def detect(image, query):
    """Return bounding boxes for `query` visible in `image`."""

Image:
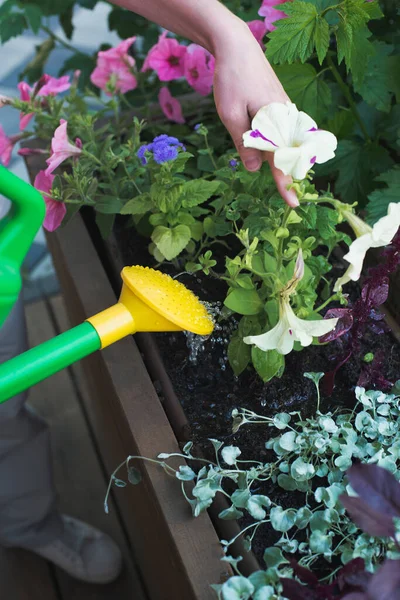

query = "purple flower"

[153,143,179,164]
[194,124,201,131]
[137,134,184,165]
[229,159,238,170]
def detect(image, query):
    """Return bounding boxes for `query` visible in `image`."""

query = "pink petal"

[184,45,214,96]
[18,81,33,102]
[34,169,54,196]
[38,75,71,97]
[158,87,185,124]
[0,126,13,166]
[43,198,66,231]
[20,112,34,131]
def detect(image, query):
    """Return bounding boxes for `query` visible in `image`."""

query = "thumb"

[265,152,299,208]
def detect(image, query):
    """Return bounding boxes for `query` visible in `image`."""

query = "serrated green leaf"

[335,0,374,85]
[251,347,285,382]
[151,224,191,260]
[59,3,73,39]
[266,1,318,64]
[181,179,221,208]
[275,63,332,122]
[95,212,115,240]
[355,41,397,112]
[0,11,26,42]
[121,194,154,215]
[317,139,393,205]
[314,16,330,64]
[24,4,42,33]
[366,166,400,224]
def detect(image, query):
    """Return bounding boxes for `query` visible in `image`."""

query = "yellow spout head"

[87,266,214,349]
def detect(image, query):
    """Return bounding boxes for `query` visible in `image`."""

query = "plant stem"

[204,133,217,170]
[41,25,85,55]
[277,205,292,271]
[326,55,371,142]
[315,293,338,313]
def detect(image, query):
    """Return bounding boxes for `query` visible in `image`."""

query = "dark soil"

[111,215,400,568]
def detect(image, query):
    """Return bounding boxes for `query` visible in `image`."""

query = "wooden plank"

[44,213,229,600]
[0,547,59,600]
[25,298,147,600]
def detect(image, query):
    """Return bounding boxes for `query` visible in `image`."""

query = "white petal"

[244,318,294,355]
[342,234,372,281]
[243,129,278,152]
[292,109,318,145]
[334,269,352,292]
[309,129,337,165]
[274,147,304,179]
[371,204,400,246]
[287,306,338,342]
[251,104,289,147]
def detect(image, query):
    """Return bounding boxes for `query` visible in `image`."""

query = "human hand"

[212,20,299,208]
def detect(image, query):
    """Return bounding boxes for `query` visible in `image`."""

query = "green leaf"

[218,506,244,520]
[309,530,333,554]
[279,431,298,452]
[290,457,315,481]
[221,576,254,600]
[151,224,191,260]
[221,445,241,465]
[246,495,271,520]
[95,195,123,214]
[266,1,319,64]
[335,0,374,85]
[95,212,115,240]
[355,42,398,112]
[366,167,400,224]
[270,506,296,532]
[176,466,196,481]
[295,506,313,529]
[228,336,251,376]
[317,139,393,205]
[121,194,154,215]
[181,179,221,208]
[59,3,73,39]
[231,489,251,509]
[263,547,289,569]
[251,347,285,382]
[224,288,263,316]
[314,16,330,64]
[275,63,332,122]
[127,466,142,485]
[0,12,26,42]
[24,4,42,33]
[277,474,297,491]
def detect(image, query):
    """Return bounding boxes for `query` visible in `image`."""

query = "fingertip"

[285,189,300,208]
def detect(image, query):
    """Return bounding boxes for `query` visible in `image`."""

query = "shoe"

[31,515,123,584]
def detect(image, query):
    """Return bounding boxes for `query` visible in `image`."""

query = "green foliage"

[366,166,400,224]
[113,386,400,598]
[274,63,332,122]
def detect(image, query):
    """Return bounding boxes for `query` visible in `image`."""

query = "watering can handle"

[0,166,46,327]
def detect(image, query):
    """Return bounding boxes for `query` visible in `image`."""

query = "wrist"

[208,11,253,57]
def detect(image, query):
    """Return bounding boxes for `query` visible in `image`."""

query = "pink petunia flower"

[17,75,71,130]
[247,20,268,49]
[34,169,66,232]
[45,119,82,176]
[158,87,185,124]
[259,0,289,31]
[90,37,137,95]
[0,126,14,166]
[184,44,215,96]
[142,32,187,81]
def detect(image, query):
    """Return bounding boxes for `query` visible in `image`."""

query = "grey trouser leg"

[0,296,63,549]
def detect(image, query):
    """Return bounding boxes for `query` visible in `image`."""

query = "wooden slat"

[25,298,147,600]
[0,547,59,600]
[44,213,229,600]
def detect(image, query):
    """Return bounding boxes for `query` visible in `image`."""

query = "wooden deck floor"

[0,295,148,600]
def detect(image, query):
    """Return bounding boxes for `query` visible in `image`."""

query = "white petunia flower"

[334,203,400,291]
[244,250,338,355]
[243,102,337,180]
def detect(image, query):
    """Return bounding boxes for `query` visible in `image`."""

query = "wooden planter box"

[24,143,400,599]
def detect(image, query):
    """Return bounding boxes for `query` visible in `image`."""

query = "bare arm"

[110,0,299,207]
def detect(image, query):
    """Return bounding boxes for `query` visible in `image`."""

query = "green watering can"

[0,166,213,404]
